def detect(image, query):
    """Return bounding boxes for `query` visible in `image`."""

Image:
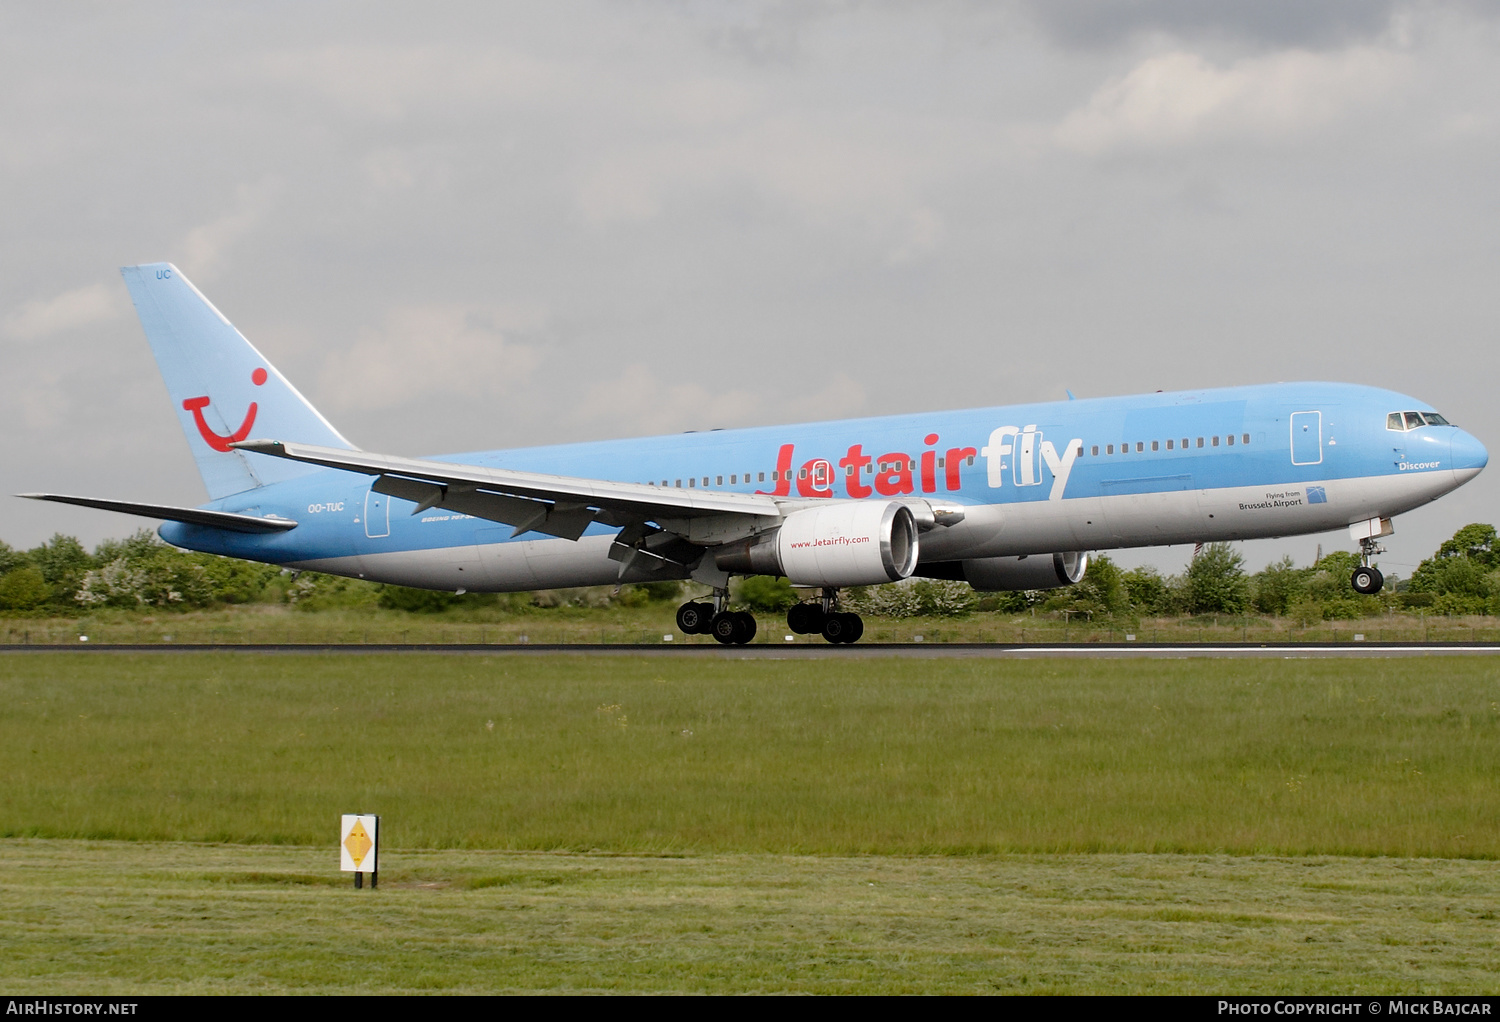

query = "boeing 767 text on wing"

[21,264,1488,643]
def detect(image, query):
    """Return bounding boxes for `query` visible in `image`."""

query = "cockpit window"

[1389,410,1455,430]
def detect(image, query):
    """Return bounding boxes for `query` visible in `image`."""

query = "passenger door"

[1290,411,1322,466]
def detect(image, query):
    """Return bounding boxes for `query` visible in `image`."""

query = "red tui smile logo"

[184,368,267,452]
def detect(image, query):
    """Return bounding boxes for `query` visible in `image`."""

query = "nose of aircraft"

[1450,428,1489,480]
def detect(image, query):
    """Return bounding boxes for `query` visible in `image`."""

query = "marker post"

[340,814,379,889]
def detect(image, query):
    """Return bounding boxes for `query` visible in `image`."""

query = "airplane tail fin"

[120,263,354,500]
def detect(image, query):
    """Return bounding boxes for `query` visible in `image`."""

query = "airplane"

[20,262,1489,644]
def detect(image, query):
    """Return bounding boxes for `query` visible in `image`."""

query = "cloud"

[573,113,978,263]
[257,43,569,119]
[1020,0,1407,50]
[1055,46,1409,152]
[573,363,866,437]
[319,304,542,412]
[3,282,124,340]
[179,179,280,280]
[574,363,762,437]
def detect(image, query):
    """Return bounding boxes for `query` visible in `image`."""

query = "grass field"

[3,652,1498,993]
[2,653,1497,856]
[2,839,1498,994]
[3,603,1499,646]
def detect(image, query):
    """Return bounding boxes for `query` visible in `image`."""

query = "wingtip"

[230,438,285,454]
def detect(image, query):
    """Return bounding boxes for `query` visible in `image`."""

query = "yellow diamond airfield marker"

[344,819,372,866]
[340,814,379,877]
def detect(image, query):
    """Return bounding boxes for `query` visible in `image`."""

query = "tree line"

[1,524,1497,619]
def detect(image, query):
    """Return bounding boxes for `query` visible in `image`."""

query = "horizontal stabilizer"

[17,494,298,534]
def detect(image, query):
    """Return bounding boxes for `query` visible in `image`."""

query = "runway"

[3,642,1499,657]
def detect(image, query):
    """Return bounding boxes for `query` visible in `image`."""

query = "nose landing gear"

[1351,535,1386,596]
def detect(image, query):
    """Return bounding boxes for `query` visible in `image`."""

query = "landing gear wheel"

[735,611,757,644]
[1351,566,1384,596]
[843,613,863,644]
[788,603,825,635]
[676,602,715,634]
[710,612,757,645]
[711,613,738,644]
[822,612,863,644]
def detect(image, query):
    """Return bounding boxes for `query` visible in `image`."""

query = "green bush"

[1122,566,1172,615]
[286,573,381,612]
[736,576,797,613]
[1183,543,1248,615]
[1250,556,1307,615]
[0,541,27,577]
[377,585,465,613]
[0,566,50,611]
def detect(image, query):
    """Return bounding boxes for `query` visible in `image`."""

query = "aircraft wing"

[232,439,783,542]
[18,493,299,533]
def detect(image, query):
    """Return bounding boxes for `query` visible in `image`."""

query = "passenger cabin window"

[1136,442,1144,453]
[1107,444,1114,455]
[1091,445,1099,456]
[1226,434,1234,445]
[1166,439,1174,450]
[1212,436,1220,447]
[1196,437,1204,448]
[1242,434,1250,445]
[1151,441,1159,452]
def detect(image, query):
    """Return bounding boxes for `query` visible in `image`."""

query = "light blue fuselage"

[160,381,1488,591]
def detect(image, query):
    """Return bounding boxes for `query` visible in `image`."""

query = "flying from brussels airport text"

[20,264,1488,644]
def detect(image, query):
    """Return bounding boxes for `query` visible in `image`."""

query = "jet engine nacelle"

[715,501,920,587]
[934,551,1090,591]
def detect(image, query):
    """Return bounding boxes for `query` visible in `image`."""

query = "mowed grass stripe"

[0,654,1496,856]
[2,840,1498,994]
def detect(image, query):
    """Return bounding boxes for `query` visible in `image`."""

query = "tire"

[1351,566,1384,596]
[787,603,820,634]
[676,602,714,634]
[711,613,738,644]
[822,613,849,644]
[733,612,757,645]
[843,613,864,644]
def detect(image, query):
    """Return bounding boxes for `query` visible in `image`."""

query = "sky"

[3,1,1498,579]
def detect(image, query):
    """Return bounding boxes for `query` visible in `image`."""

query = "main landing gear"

[675,593,757,645]
[1351,535,1385,596]
[787,588,864,645]
[675,587,865,645]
